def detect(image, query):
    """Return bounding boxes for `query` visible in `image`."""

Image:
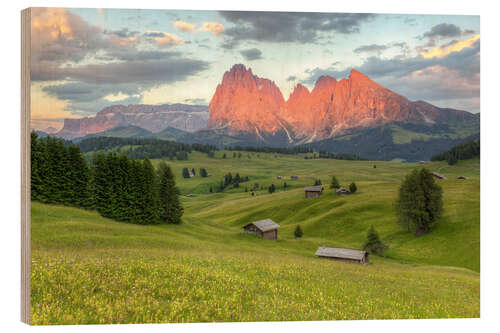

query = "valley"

[30,150,480,324]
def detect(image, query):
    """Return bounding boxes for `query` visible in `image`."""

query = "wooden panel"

[21,7,31,325]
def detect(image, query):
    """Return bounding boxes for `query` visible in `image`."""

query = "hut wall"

[262,230,277,240]
[305,191,322,198]
[318,255,364,264]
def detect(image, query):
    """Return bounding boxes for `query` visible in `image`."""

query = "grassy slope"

[31,153,480,324]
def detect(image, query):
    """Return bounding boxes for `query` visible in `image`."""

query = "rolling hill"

[30,151,480,324]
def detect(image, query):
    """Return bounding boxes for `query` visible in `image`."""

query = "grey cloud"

[422,23,463,39]
[286,75,297,82]
[42,82,143,115]
[104,28,139,38]
[219,11,375,44]
[240,48,263,61]
[354,44,389,54]
[300,39,479,111]
[32,58,210,85]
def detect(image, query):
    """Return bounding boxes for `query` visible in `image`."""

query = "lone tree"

[349,182,357,193]
[330,176,340,189]
[395,168,443,236]
[268,184,276,194]
[294,225,303,238]
[363,226,387,255]
[182,167,190,178]
[314,179,322,186]
[158,162,183,224]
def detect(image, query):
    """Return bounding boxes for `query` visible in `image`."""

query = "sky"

[30,8,480,130]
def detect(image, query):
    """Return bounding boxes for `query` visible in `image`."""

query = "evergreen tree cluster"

[31,132,183,225]
[395,168,443,236]
[31,132,91,207]
[215,172,249,192]
[430,139,480,165]
[303,151,365,160]
[227,145,313,155]
[78,136,216,160]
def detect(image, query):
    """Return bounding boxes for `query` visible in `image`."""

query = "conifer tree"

[330,176,340,189]
[141,158,158,224]
[363,226,387,255]
[182,167,190,178]
[396,168,443,236]
[158,162,183,224]
[294,225,303,238]
[349,182,357,193]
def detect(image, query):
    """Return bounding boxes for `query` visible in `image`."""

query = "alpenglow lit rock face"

[208,64,476,143]
[208,64,287,137]
[57,104,209,139]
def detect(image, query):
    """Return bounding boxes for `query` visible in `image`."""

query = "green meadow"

[31,152,480,324]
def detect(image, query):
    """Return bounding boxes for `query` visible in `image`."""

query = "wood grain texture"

[21,7,31,325]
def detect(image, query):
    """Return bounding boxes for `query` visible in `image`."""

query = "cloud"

[354,44,390,54]
[419,23,478,48]
[34,58,210,85]
[219,11,374,45]
[144,30,183,47]
[240,48,263,61]
[31,8,106,64]
[420,34,480,59]
[301,37,479,112]
[423,23,463,39]
[105,29,141,47]
[286,75,297,82]
[198,22,225,36]
[183,98,208,105]
[172,20,195,32]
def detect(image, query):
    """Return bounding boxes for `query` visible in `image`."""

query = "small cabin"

[291,176,299,180]
[243,219,280,240]
[336,187,351,195]
[315,246,369,264]
[277,176,282,180]
[432,172,447,180]
[457,176,469,180]
[305,185,323,198]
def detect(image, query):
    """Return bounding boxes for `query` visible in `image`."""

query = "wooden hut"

[304,185,323,198]
[432,172,447,180]
[291,175,299,180]
[277,176,282,180]
[457,176,469,180]
[243,219,280,240]
[336,187,351,195]
[315,246,369,264]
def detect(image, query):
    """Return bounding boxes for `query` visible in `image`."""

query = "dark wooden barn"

[291,175,299,180]
[243,219,280,240]
[304,185,323,198]
[315,246,369,264]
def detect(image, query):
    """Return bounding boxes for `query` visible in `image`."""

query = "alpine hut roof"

[336,187,351,194]
[244,219,280,232]
[432,172,447,180]
[315,246,367,261]
[304,185,324,192]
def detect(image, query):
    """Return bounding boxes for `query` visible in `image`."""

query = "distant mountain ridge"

[208,64,478,144]
[57,103,209,139]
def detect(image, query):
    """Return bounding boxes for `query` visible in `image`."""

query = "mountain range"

[208,64,477,144]
[46,64,479,161]
[56,104,209,139]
